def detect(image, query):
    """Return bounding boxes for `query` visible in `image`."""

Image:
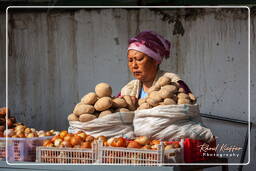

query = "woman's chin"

[133,75,145,81]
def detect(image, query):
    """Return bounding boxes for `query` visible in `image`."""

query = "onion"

[4,129,14,137]
[54,138,63,147]
[27,133,35,138]
[70,136,82,146]
[59,130,68,138]
[107,137,115,146]
[60,140,72,148]
[81,142,91,149]
[134,136,150,145]
[63,134,73,142]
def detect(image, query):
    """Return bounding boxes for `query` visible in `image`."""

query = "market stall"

[0,80,217,166]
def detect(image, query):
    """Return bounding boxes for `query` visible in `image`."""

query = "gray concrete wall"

[0,8,255,170]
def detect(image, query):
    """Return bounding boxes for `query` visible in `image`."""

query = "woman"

[121,31,192,107]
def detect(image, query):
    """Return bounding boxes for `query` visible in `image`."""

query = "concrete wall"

[0,8,255,170]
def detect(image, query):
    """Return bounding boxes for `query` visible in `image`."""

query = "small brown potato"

[81,92,98,105]
[138,103,152,110]
[94,97,112,111]
[146,98,160,107]
[147,85,161,94]
[159,88,173,99]
[123,96,136,111]
[170,82,180,87]
[79,114,97,122]
[177,98,191,104]
[164,98,176,105]
[172,95,178,102]
[158,102,165,106]
[178,87,185,93]
[68,113,79,121]
[112,98,127,108]
[161,85,177,94]
[177,93,190,99]
[149,91,162,102]
[138,98,147,106]
[156,76,172,87]
[73,103,95,116]
[188,93,196,101]
[115,108,130,113]
[95,82,112,97]
[98,110,113,118]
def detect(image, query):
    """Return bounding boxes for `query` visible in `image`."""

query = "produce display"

[0,108,16,135]
[137,76,196,110]
[38,131,183,164]
[42,130,98,148]
[0,107,57,138]
[0,77,204,164]
[68,83,132,122]
[42,131,180,151]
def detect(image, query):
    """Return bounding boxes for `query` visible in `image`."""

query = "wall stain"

[173,19,185,36]
[114,37,119,45]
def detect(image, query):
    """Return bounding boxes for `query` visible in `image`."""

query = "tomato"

[127,141,142,149]
[81,142,92,149]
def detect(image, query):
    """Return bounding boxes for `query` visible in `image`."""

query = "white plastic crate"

[0,139,6,160]
[36,143,97,164]
[0,136,52,162]
[97,139,184,165]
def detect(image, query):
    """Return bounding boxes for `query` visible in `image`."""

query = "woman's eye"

[128,58,133,62]
[137,57,144,61]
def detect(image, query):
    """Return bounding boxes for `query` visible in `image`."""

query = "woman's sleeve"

[177,80,192,94]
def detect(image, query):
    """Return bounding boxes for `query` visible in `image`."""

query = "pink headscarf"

[128,31,171,64]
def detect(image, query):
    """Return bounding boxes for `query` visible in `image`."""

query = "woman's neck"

[142,81,154,92]
[142,69,159,93]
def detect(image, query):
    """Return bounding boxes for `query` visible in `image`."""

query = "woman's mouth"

[133,71,142,75]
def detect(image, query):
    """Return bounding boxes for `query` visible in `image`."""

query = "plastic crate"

[0,136,52,162]
[0,139,6,160]
[36,143,97,164]
[97,139,184,165]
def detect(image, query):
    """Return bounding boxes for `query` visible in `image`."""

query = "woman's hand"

[122,95,138,111]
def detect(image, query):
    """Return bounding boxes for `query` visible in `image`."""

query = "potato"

[115,108,130,113]
[94,97,112,111]
[147,85,161,94]
[158,102,166,106]
[177,93,189,99]
[138,103,152,110]
[95,82,112,97]
[138,98,147,106]
[79,114,96,122]
[123,96,136,111]
[178,87,185,93]
[164,98,176,105]
[188,93,196,101]
[112,98,127,108]
[172,95,178,102]
[161,85,177,94]
[159,88,173,99]
[149,91,162,102]
[146,98,160,107]
[177,98,191,104]
[156,76,172,87]
[99,110,113,118]
[73,103,95,116]
[67,113,79,121]
[81,92,98,105]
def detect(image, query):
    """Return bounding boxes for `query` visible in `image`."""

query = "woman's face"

[127,49,158,82]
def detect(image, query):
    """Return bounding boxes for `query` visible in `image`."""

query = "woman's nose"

[132,60,138,68]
